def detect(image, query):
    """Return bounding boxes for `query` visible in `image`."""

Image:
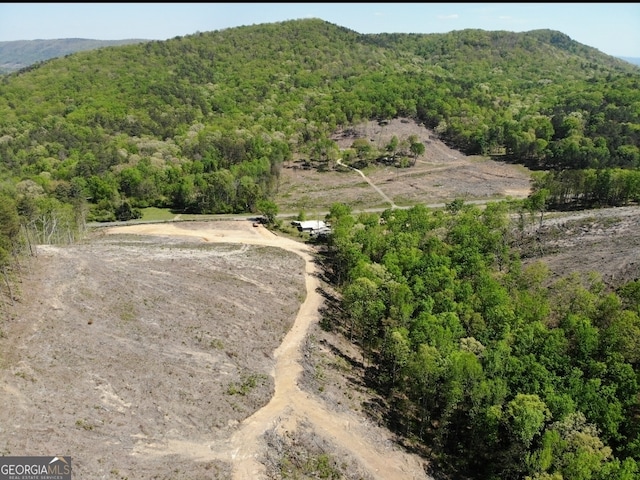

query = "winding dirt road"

[106,221,430,480]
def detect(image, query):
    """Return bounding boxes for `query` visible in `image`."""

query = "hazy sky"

[1,3,639,58]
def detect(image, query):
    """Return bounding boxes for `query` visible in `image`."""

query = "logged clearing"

[276,118,532,212]
[0,221,431,479]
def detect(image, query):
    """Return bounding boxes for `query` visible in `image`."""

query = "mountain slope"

[0,18,638,220]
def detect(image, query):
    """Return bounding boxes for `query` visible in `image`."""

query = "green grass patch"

[226,372,268,396]
[140,207,178,221]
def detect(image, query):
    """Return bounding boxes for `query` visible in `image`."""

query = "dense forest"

[325,201,640,479]
[0,18,640,479]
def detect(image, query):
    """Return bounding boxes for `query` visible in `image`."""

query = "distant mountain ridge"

[0,32,637,75]
[621,56,640,66]
[0,38,149,73]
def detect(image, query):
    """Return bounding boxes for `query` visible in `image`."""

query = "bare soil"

[517,206,640,287]
[0,221,431,480]
[1,118,638,480]
[276,118,532,212]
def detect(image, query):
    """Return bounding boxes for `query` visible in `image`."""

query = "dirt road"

[107,221,430,479]
[337,158,399,209]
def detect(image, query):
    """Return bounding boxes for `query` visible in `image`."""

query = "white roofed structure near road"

[291,220,327,231]
[290,220,331,236]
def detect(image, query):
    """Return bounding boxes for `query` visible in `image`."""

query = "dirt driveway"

[0,219,430,480]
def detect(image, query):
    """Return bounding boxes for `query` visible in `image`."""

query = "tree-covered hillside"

[325,201,640,479]
[0,18,638,228]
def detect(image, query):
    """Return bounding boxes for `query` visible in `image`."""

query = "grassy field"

[139,207,178,221]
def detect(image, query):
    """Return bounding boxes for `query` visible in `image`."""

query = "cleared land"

[0,221,431,480]
[276,118,532,213]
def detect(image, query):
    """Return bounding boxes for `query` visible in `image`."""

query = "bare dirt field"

[0,221,431,480]
[276,118,532,213]
[517,206,640,287]
[1,118,638,480]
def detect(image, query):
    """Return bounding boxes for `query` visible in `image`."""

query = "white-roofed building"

[291,220,331,236]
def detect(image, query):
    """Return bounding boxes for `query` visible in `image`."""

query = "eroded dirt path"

[337,158,399,209]
[106,221,430,479]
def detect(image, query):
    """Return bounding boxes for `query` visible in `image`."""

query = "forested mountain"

[0,38,148,74]
[0,18,638,225]
[2,31,637,75]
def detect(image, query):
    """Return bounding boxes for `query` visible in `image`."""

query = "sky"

[1,3,639,58]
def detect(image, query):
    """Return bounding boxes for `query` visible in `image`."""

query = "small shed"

[291,220,329,234]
